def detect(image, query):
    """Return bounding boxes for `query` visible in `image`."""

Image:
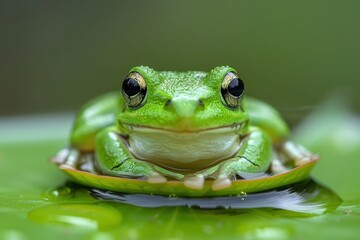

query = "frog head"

[117,66,250,169]
[117,65,250,135]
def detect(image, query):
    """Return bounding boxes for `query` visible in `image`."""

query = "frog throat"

[122,124,246,172]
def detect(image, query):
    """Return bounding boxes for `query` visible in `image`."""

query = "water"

[27,178,342,233]
[90,179,342,215]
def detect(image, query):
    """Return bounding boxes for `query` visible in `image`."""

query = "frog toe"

[51,147,81,169]
[184,175,204,190]
[147,173,167,184]
[50,147,71,165]
[282,141,315,166]
[212,177,232,191]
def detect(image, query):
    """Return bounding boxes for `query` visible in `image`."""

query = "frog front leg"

[96,127,164,183]
[212,127,272,190]
[183,127,272,190]
[95,127,184,183]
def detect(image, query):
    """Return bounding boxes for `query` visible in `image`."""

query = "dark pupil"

[123,78,140,96]
[228,78,244,97]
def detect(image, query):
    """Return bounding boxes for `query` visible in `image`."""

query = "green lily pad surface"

[59,158,319,197]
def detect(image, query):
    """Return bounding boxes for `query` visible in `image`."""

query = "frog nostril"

[165,99,172,106]
[197,99,204,107]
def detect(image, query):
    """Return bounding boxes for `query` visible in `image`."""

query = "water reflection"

[28,203,123,230]
[90,179,342,215]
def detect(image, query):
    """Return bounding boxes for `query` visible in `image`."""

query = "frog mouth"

[121,121,247,134]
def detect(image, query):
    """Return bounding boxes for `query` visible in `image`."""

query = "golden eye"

[122,72,147,108]
[221,71,245,108]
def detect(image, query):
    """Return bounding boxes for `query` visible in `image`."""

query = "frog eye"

[122,71,147,108]
[221,71,245,108]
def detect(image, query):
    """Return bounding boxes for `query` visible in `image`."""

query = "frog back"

[244,97,289,143]
[70,92,122,151]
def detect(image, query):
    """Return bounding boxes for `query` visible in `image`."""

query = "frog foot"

[184,172,233,191]
[282,141,315,166]
[211,156,258,190]
[147,173,167,184]
[212,177,232,191]
[184,175,205,190]
[51,147,79,169]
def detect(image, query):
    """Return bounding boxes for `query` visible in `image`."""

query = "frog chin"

[122,123,245,172]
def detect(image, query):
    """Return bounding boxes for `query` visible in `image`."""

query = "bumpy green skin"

[70,66,289,189]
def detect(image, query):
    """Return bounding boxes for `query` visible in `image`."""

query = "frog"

[65,65,312,191]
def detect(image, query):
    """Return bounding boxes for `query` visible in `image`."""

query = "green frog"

[65,66,311,191]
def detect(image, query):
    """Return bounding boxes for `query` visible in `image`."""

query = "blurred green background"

[1,0,359,121]
[1,1,360,239]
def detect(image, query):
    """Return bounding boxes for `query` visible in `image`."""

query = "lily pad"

[58,157,319,197]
